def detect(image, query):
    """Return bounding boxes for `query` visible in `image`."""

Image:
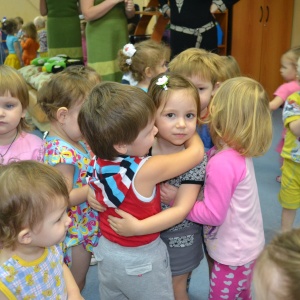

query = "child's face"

[126,119,158,156]
[187,75,217,115]
[155,89,197,145]
[0,93,25,137]
[280,56,297,82]
[153,59,168,78]
[31,198,71,247]
[63,101,84,142]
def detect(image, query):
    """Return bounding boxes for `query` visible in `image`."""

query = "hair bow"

[122,43,136,66]
[156,75,169,90]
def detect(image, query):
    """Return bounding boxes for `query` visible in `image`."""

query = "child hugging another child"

[0,161,83,300]
[106,73,207,300]
[187,77,272,299]
[118,40,170,91]
[0,65,43,164]
[78,81,204,300]
[2,19,23,69]
[37,65,101,291]
[20,22,39,66]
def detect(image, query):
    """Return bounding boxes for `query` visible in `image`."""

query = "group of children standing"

[1,15,47,69]
[0,36,300,300]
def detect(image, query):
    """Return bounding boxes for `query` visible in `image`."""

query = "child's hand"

[160,183,178,205]
[87,187,106,212]
[108,209,140,236]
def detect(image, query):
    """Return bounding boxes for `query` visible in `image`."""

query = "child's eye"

[198,88,205,91]
[166,113,175,118]
[186,113,195,119]
[5,104,14,109]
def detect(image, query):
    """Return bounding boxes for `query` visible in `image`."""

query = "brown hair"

[22,22,38,41]
[148,72,201,124]
[37,65,101,121]
[2,18,18,35]
[0,65,31,132]
[118,40,170,82]
[78,82,156,160]
[0,161,69,249]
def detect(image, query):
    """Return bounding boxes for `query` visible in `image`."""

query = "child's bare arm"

[108,183,200,236]
[289,119,300,137]
[63,264,84,300]
[13,41,23,67]
[269,96,284,111]
[135,132,204,196]
[0,291,8,300]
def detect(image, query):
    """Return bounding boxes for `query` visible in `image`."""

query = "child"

[0,160,83,299]
[169,48,221,152]
[20,22,39,66]
[118,40,170,91]
[14,16,24,40]
[218,54,241,80]
[2,19,22,69]
[106,73,208,300]
[78,81,204,300]
[278,57,300,232]
[186,77,272,299]
[33,16,48,57]
[0,65,43,164]
[269,46,300,183]
[253,228,300,300]
[37,65,101,291]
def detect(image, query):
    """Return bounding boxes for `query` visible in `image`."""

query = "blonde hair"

[148,72,201,123]
[253,228,300,300]
[33,16,46,29]
[0,161,69,249]
[0,65,30,132]
[209,77,272,157]
[169,48,220,85]
[218,55,241,81]
[22,22,38,41]
[38,65,101,121]
[282,46,300,68]
[118,40,170,82]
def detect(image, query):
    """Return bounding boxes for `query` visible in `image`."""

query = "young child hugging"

[169,48,221,152]
[106,73,207,300]
[33,16,48,57]
[118,40,170,91]
[0,160,83,300]
[269,46,300,183]
[186,77,272,299]
[78,82,204,300]
[278,57,300,232]
[253,228,300,300]
[20,22,39,66]
[37,65,101,291]
[0,65,44,164]
[2,19,22,69]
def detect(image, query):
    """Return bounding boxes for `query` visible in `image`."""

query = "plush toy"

[30,57,49,66]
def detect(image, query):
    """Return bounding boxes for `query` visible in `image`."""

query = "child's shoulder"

[19,131,43,145]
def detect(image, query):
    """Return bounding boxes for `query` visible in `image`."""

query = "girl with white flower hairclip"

[118,39,170,91]
[108,72,207,300]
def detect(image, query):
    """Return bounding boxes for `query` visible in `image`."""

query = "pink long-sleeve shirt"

[188,147,265,266]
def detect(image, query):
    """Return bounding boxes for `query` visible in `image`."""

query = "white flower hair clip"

[122,43,136,66]
[156,75,169,90]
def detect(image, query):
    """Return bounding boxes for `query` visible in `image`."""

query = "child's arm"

[54,164,88,206]
[134,132,204,197]
[269,96,284,111]
[108,183,201,236]
[0,291,8,300]
[63,264,84,300]
[80,0,125,21]
[288,119,300,137]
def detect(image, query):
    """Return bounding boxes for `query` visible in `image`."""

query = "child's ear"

[144,67,153,79]
[18,228,32,245]
[56,107,68,124]
[212,82,221,96]
[113,143,128,155]
[21,108,27,119]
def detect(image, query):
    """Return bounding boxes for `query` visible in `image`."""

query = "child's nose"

[176,118,186,128]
